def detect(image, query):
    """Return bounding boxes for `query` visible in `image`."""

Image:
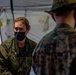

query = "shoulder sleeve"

[32,34,55,74]
[29,39,37,52]
[0,42,13,75]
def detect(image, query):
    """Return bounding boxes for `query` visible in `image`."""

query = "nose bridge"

[17,29,21,32]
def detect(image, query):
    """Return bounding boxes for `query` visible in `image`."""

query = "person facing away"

[0,17,37,75]
[32,0,76,75]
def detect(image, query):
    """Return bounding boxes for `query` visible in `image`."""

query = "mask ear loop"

[74,10,76,29]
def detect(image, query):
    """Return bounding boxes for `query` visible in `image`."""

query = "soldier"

[0,17,37,75]
[32,0,76,75]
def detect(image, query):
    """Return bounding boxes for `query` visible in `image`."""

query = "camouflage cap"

[51,0,76,12]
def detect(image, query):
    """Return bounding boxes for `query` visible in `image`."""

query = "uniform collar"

[55,23,76,32]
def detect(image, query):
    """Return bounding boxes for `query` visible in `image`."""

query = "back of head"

[51,0,76,16]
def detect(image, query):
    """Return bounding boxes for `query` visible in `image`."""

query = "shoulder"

[1,38,14,48]
[27,38,37,46]
[0,38,14,59]
[33,30,57,51]
[40,30,57,44]
[2,38,14,43]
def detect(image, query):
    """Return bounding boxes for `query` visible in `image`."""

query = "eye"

[19,28,23,31]
[14,27,24,31]
[14,27,18,30]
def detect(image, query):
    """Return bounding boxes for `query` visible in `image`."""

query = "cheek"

[75,18,76,24]
[14,29,16,32]
[74,15,76,23]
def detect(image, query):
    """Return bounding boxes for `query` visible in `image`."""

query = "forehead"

[14,21,26,28]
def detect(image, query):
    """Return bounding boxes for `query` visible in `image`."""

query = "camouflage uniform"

[33,0,76,75]
[0,37,36,75]
[33,23,76,75]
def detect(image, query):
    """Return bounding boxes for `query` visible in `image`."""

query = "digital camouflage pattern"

[33,23,76,75]
[0,37,36,75]
[51,0,76,12]
[53,0,76,3]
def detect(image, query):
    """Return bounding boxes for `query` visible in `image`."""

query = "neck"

[55,11,75,28]
[18,38,26,47]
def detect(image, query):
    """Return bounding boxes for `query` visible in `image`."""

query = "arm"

[69,57,76,75]
[32,36,56,75]
[0,45,12,75]
[32,44,49,75]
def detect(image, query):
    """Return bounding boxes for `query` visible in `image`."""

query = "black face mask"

[74,10,76,29]
[14,32,25,41]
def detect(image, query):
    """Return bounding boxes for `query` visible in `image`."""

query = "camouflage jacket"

[33,23,76,75]
[0,37,37,75]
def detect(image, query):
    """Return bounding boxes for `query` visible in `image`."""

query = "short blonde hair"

[14,17,30,30]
